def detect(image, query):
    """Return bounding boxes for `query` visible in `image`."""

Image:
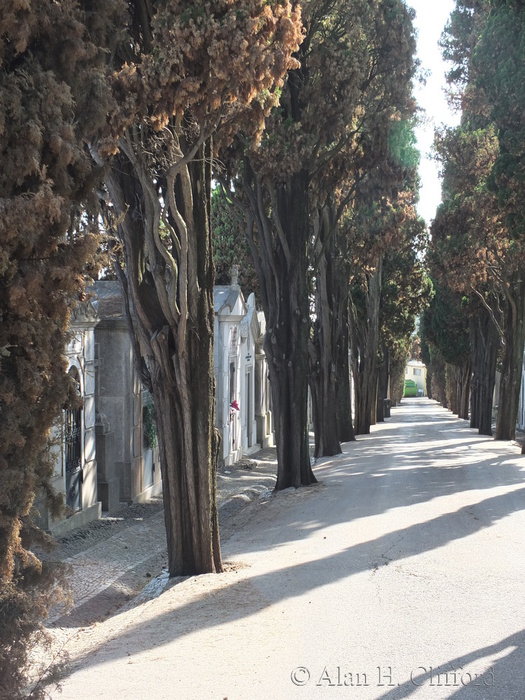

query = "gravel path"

[44,400,525,699]
[30,449,278,672]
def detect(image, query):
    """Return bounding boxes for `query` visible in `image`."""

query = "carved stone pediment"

[70,299,98,325]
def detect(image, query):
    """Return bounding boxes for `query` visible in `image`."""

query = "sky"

[405,0,461,227]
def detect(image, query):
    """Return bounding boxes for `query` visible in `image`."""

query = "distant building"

[405,359,427,396]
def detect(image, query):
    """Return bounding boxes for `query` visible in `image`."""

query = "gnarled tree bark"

[239,167,316,489]
[101,134,222,576]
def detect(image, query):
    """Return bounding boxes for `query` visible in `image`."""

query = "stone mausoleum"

[38,276,273,534]
[36,299,100,535]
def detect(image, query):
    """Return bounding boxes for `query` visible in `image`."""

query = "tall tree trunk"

[103,138,222,576]
[446,363,459,414]
[309,206,342,458]
[268,335,313,489]
[241,167,316,489]
[458,360,471,420]
[429,348,447,407]
[447,362,471,419]
[152,318,221,575]
[470,317,481,430]
[376,344,390,422]
[470,308,499,435]
[309,346,342,458]
[425,364,432,399]
[389,352,406,405]
[263,240,315,488]
[495,279,525,440]
[353,366,378,434]
[350,260,382,435]
[335,304,355,442]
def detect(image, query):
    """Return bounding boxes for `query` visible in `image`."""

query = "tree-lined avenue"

[54,398,525,699]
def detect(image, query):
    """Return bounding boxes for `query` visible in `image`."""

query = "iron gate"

[64,372,82,511]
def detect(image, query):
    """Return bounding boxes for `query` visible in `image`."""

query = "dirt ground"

[30,449,279,685]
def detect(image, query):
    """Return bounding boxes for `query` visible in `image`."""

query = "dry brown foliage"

[0,1,122,696]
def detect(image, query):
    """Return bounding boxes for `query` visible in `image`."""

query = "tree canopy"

[429,0,525,437]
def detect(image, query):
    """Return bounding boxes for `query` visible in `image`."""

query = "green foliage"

[440,0,480,91]
[378,188,432,362]
[429,344,448,406]
[434,0,525,292]
[389,119,420,172]
[432,0,525,435]
[211,187,259,297]
[419,310,432,367]
[143,398,158,450]
[423,282,470,367]
[474,0,525,242]
[381,247,431,354]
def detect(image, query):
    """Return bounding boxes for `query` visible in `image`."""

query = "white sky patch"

[405,0,462,226]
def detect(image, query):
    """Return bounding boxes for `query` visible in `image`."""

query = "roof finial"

[231,264,239,287]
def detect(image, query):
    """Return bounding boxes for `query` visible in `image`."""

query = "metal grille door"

[65,405,82,511]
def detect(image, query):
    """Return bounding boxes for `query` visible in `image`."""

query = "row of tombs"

[36,279,274,536]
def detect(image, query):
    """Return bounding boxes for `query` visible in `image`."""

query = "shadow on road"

[62,399,525,677]
[376,628,525,699]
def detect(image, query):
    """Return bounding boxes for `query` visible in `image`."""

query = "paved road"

[50,399,525,699]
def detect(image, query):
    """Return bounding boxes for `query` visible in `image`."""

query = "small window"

[413,368,421,376]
